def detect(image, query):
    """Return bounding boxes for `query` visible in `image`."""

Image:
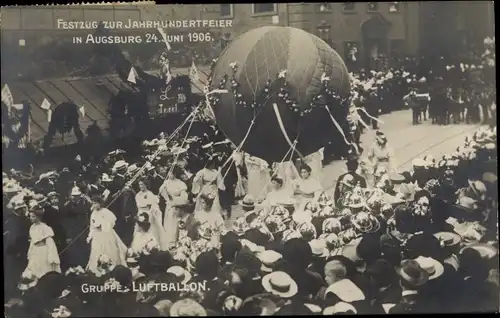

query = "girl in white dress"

[26,210,61,278]
[192,160,225,217]
[261,176,295,208]
[135,179,168,250]
[194,193,225,246]
[86,196,127,274]
[292,164,323,212]
[130,212,160,255]
[159,166,189,247]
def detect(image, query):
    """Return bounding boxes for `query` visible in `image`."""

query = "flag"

[12,104,24,110]
[2,84,14,110]
[40,98,51,110]
[190,61,200,82]
[127,67,138,84]
[157,28,172,51]
[79,105,86,118]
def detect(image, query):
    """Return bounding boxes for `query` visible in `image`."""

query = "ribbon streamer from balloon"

[324,106,360,156]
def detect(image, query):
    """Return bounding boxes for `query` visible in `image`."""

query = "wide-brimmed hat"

[264,215,286,234]
[257,250,282,273]
[324,278,365,302]
[170,298,207,317]
[167,266,192,284]
[389,173,406,184]
[434,232,462,248]
[414,256,444,280]
[197,222,215,241]
[281,229,302,242]
[239,195,255,209]
[351,212,381,234]
[232,217,250,236]
[3,182,22,194]
[296,221,318,241]
[322,218,343,234]
[467,180,487,201]
[12,200,27,210]
[460,244,498,260]
[397,259,429,287]
[309,239,329,258]
[261,271,298,298]
[323,302,357,315]
[113,160,129,171]
[412,158,427,168]
[18,270,38,291]
[270,205,291,221]
[396,183,417,202]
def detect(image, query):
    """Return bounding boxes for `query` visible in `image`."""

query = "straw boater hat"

[127,164,139,175]
[239,195,255,209]
[167,266,192,284]
[434,232,462,249]
[350,211,381,234]
[232,217,250,236]
[18,269,38,291]
[323,302,357,315]
[414,256,444,281]
[467,180,487,201]
[257,250,283,273]
[397,259,429,287]
[113,160,129,171]
[324,279,366,303]
[261,271,298,298]
[170,298,207,317]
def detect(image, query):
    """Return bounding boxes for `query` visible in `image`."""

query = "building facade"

[202,2,421,66]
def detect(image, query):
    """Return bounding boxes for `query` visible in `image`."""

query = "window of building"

[252,4,276,15]
[343,3,356,12]
[317,3,332,12]
[389,2,400,13]
[367,2,379,12]
[220,4,233,18]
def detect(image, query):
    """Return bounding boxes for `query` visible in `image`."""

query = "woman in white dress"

[86,196,127,274]
[159,166,189,247]
[194,193,225,246]
[292,164,323,212]
[135,178,168,250]
[192,159,225,217]
[130,212,160,255]
[261,176,295,208]
[25,209,61,278]
[366,131,396,175]
[245,153,271,202]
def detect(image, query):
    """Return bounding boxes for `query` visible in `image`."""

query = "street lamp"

[317,22,331,45]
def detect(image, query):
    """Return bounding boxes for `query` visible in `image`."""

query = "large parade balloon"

[209,26,351,163]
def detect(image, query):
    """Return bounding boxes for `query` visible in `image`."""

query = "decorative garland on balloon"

[207,61,350,118]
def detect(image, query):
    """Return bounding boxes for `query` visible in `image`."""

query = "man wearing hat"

[334,154,367,203]
[110,160,129,195]
[4,200,31,297]
[60,184,92,268]
[388,259,430,313]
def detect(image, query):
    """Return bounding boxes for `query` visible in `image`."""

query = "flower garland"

[207,61,350,117]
